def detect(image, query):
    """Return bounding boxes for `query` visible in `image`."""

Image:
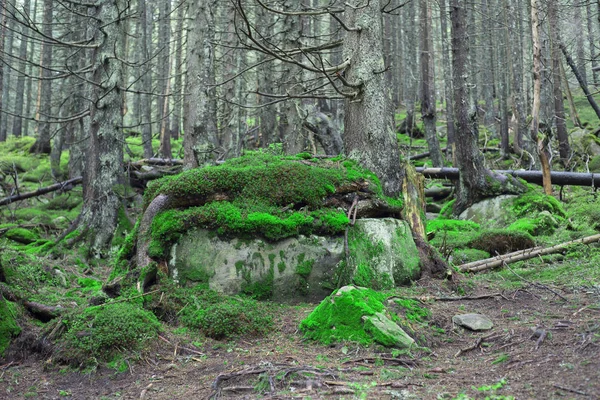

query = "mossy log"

[459,233,600,272]
[416,167,600,188]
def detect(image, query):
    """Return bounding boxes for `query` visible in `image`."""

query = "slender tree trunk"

[31,0,53,154]
[80,0,127,256]
[158,0,172,158]
[587,1,599,87]
[343,0,403,196]
[531,0,552,195]
[139,0,154,158]
[170,0,185,141]
[0,0,5,141]
[560,42,600,121]
[573,0,587,85]
[420,0,443,167]
[0,0,15,141]
[402,0,418,138]
[439,0,456,162]
[11,0,31,137]
[548,0,570,167]
[183,0,218,168]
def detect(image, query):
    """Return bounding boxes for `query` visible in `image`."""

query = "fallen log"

[458,233,600,272]
[409,147,499,161]
[416,167,600,188]
[0,177,83,207]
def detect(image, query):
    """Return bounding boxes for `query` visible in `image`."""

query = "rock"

[363,312,416,348]
[169,218,420,302]
[452,313,494,331]
[299,285,416,348]
[347,219,421,289]
[571,128,600,156]
[458,195,518,228]
[52,216,70,230]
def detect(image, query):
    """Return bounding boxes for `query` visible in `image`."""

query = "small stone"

[363,312,416,348]
[452,313,494,331]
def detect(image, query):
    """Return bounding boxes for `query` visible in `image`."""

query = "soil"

[1,281,599,400]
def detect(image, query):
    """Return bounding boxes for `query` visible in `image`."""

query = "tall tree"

[183,0,218,168]
[11,0,31,137]
[450,0,524,214]
[548,0,570,166]
[0,0,5,141]
[30,0,53,154]
[80,0,127,255]
[419,0,443,167]
[439,0,456,160]
[531,0,552,194]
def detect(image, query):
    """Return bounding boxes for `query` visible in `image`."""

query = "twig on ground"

[502,262,568,301]
[454,332,499,358]
[553,384,588,396]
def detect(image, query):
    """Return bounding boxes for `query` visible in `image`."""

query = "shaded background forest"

[0,0,599,253]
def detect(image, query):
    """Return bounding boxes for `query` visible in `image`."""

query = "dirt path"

[1,284,599,399]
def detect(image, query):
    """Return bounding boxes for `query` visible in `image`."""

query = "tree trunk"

[548,0,570,167]
[560,43,600,121]
[11,0,30,137]
[420,0,443,167]
[157,0,172,159]
[450,0,524,215]
[31,0,53,154]
[587,1,599,87]
[0,0,5,141]
[439,0,456,161]
[79,0,126,256]
[183,0,219,168]
[342,0,403,197]
[139,0,154,159]
[170,0,185,141]
[0,0,15,141]
[530,0,552,195]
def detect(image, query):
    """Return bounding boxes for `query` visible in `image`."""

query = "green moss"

[439,199,456,218]
[0,298,21,355]
[296,253,315,295]
[452,248,490,264]
[511,192,566,219]
[60,303,161,364]
[5,228,40,244]
[111,206,134,249]
[179,294,273,339]
[426,218,480,233]
[299,286,388,345]
[346,229,393,290]
[143,153,397,258]
[507,214,558,236]
[589,155,600,172]
[393,299,431,323]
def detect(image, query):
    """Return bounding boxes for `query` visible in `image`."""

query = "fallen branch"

[409,147,499,161]
[458,233,600,272]
[503,262,568,301]
[0,177,82,207]
[416,167,600,188]
[454,332,499,358]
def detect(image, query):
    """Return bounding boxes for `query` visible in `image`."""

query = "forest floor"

[1,276,599,400]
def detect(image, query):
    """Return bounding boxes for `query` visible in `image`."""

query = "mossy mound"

[469,229,535,255]
[0,297,21,355]
[452,248,490,264]
[511,192,566,219]
[58,302,161,365]
[427,218,480,233]
[145,152,401,258]
[507,212,559,236]
[589,155,600,172]
[5,228,40,244]
[299,285,415,348]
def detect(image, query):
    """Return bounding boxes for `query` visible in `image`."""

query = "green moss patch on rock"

[452,248,490,264]
[511,192,566,219]
[143,152,402,259]
[299,285,415,348]
[4,227,40,244]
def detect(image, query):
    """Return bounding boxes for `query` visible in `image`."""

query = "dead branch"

[454,332,499,358]
[0,177,82,207]
[458,233,600,272]
[416,167,600,188]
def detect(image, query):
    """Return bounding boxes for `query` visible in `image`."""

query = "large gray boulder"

[458,195,518,228]
[168,218,420,302]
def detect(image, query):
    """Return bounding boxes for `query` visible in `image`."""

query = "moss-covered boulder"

[168,218,420,302]
[5,228,40,244]
[571,128,600,156]
[458,195,518,228]
[299,285,415,348]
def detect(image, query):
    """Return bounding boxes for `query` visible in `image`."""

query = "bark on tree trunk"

[342,0,403,197]
[79,0,126,256]
[31,0,53,154]
[0,0,5,141]
[560,43,600,121]
[548,0,570,167]
[11,0,30,137]
[439,0,456,162]
[183,0,219,169]
[139,0,154,159]
[530,0,552,195]
[420,0,443,167]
